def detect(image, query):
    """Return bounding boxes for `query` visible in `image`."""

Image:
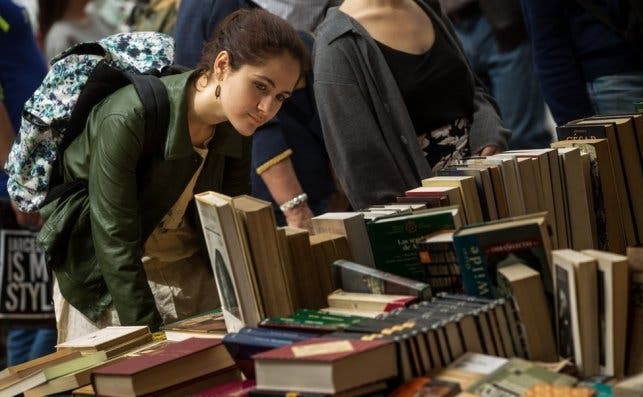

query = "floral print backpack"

[6,32,180,212]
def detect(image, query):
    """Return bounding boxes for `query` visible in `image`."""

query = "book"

[613,372,643,397]
[582,250,629,377]
[421,176,484,224]
[404,186,462,216]
[558,121,638,246]
[309,233,353,308]
[522,384,597,397]
[282,226,322,310]
[497,263,557,361]
[319,307,384,318]
[552,249,600,377]
[476,155,526,217]
[367,208,457,280]
[195,192,264,331]
[23,355,130,397]
[572,116,643,244]
[0,349,81,381]
[555,147,596,249]
[249,380,389,397]
[138,367,241,397]
[233,195,295,317]
[0,351,108,397]
[311,212,375,267]
[552,139,625,253]
[222,332,298,379]
[438,165,498,221]
[627,265,643,375]
[466,358,577,396]
[253,338,397,394]
[327,289,417,312]
[55,326,150,353]
[391,377,461,397]
[417,230,462,294]
[452,213,554,299]
[506,149,563,249]
[331,259,432,300]
[161,308,226,340]
[259,309,365,333]
[92,338,235,397]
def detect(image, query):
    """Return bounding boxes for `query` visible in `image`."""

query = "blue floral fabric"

[6,32,175,212]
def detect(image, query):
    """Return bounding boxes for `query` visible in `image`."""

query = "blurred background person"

[38,0,116,61]
[520,0,643,125]
[442,0,551,149]
[314,0,510,210]
[0,0,56,366]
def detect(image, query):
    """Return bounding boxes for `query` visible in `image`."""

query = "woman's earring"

[215,84,221,99]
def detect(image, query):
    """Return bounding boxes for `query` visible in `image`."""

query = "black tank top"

[376,12,474,135]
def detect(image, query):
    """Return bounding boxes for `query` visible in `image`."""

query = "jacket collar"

[160,71,245,160]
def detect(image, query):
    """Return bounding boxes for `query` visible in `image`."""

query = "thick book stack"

[0,326,155,397]
[323,294,524,382]
[556,113,643,250]
[196,192,354,330]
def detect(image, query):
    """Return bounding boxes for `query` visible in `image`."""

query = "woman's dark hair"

[195,8,312,79]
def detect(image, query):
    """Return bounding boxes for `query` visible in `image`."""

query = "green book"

[635,101,643,113]
[0,351,108,397]
[466,358,577,396]
[366,209,456,280]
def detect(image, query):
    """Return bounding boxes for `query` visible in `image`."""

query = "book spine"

[453,234,494,298]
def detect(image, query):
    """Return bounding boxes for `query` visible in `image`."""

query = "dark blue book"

[238,326,318,342]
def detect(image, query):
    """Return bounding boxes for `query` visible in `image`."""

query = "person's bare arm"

[260,157,314,231]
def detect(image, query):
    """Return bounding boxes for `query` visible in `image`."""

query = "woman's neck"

[187,79,224,148]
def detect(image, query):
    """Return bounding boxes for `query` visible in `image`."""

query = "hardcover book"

[367,208,457,280]
[92,338,234,397]
[253,338,397,394]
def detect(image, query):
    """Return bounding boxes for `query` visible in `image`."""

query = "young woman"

[314,0,511,210]
[43,9,310,342]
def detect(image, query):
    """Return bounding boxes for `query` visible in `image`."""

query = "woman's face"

[217,51,301,136]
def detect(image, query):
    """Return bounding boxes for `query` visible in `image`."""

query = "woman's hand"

[478,145,503,156]
[284,204,314,232]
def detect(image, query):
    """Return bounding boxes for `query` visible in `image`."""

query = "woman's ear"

[213,50,230,81]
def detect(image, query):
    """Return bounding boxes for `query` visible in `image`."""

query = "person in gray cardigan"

[313,0,510,210]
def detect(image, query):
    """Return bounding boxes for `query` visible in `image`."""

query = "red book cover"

[252,338,391,362]
[93,338,223,376]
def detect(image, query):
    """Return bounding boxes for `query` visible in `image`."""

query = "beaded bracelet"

[279,193,308,212]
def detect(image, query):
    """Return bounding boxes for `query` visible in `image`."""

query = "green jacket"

[39,72,251,330]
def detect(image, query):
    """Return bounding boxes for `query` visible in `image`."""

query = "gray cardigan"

[313,0,510,210]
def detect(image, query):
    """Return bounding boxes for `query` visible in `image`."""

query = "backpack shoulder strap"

[126,73,170,162]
